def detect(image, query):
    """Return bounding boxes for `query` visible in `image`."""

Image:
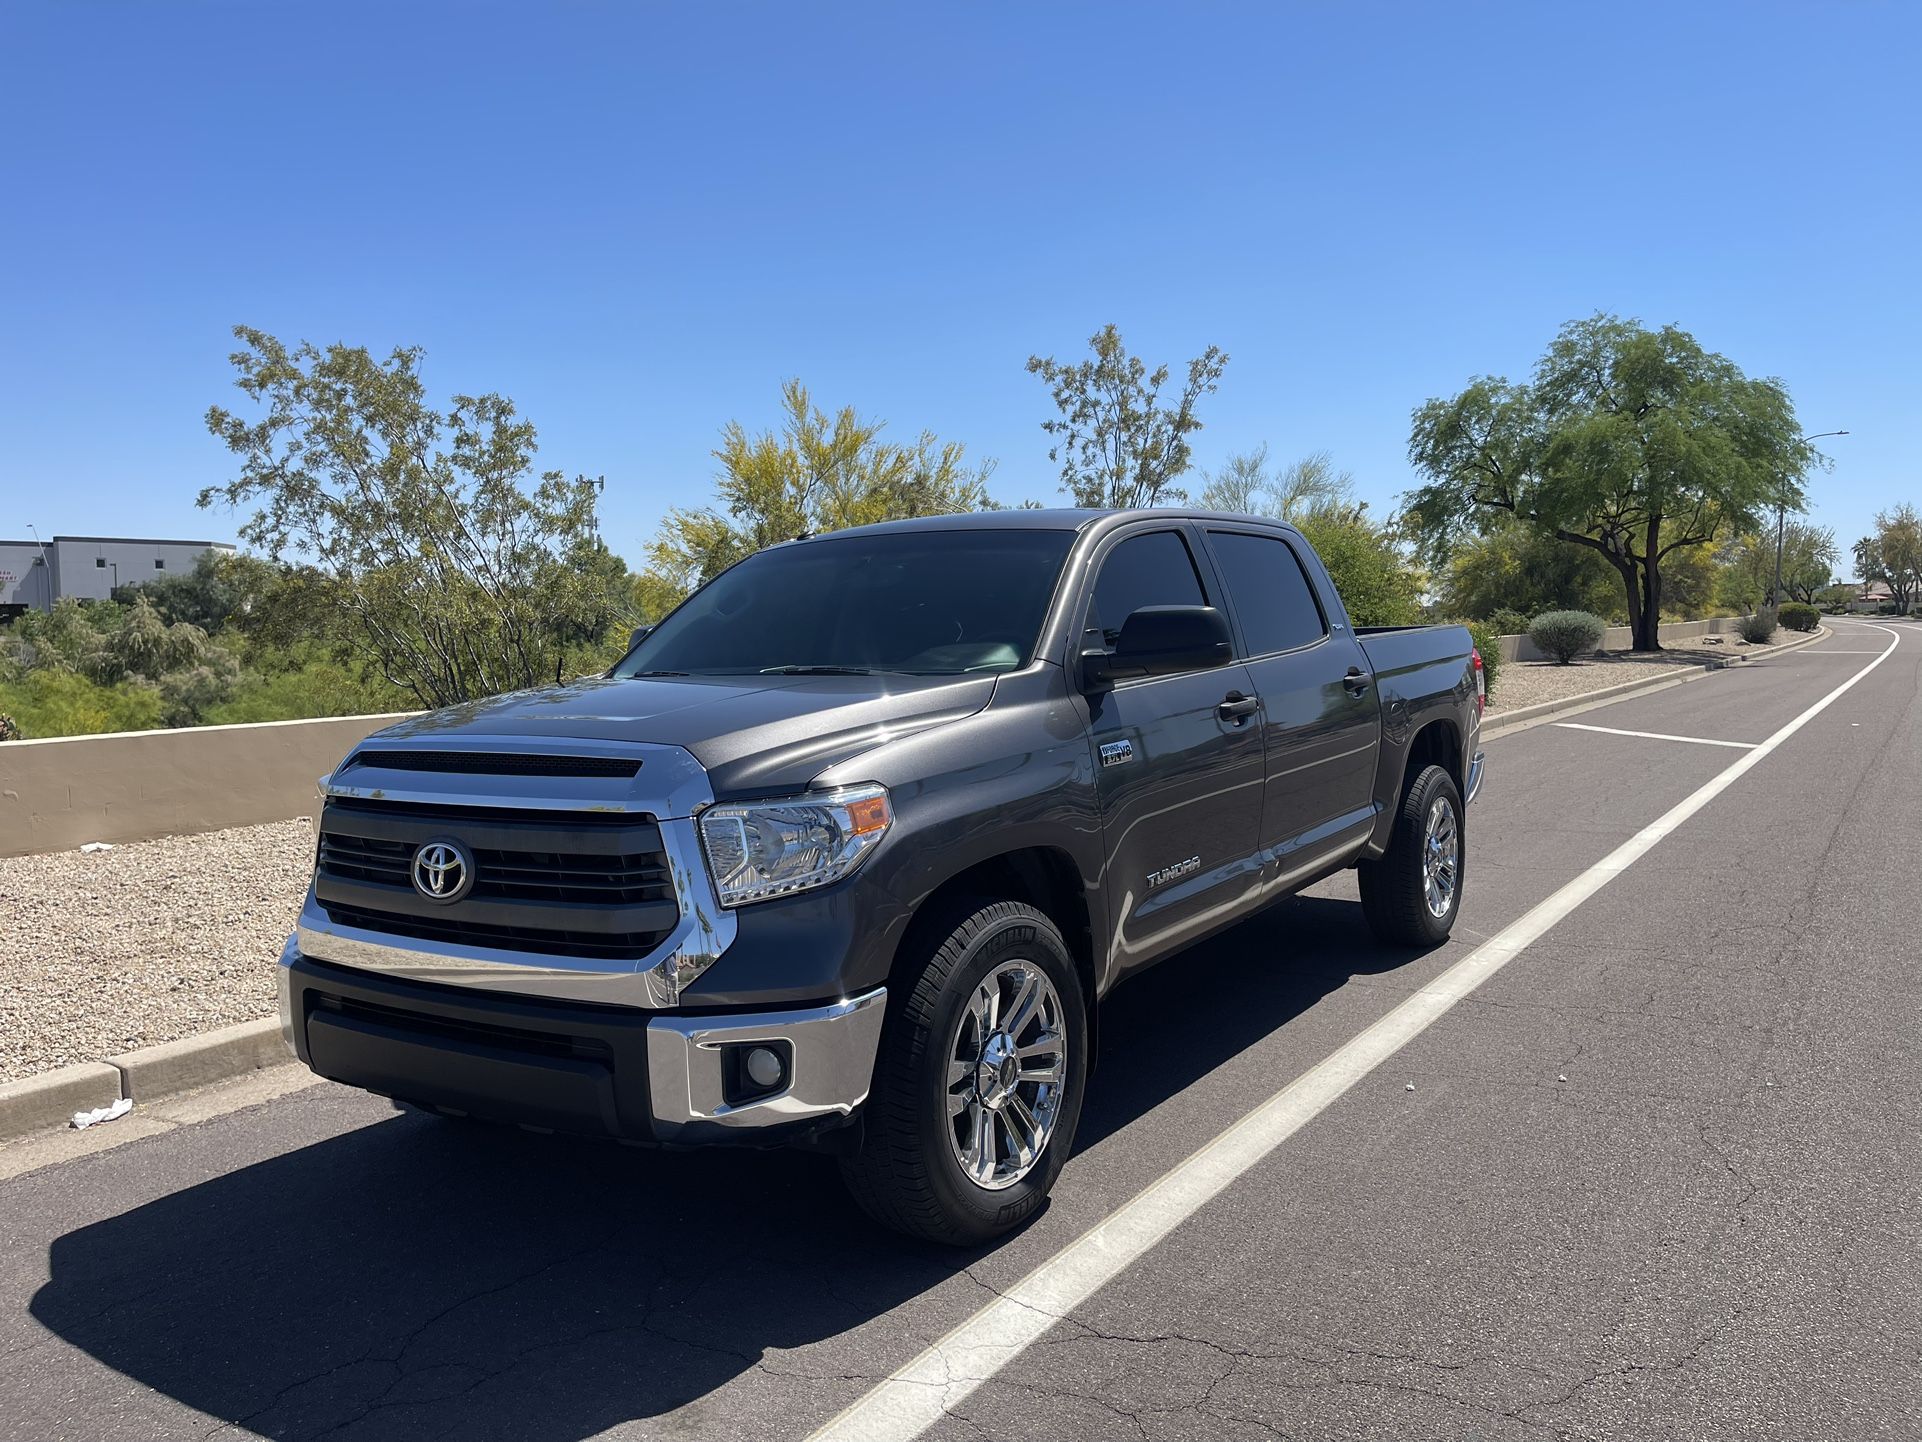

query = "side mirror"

[627,625,653,652]
[1082,605,1233,688]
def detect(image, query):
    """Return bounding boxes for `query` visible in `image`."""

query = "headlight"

[698,784,892,907]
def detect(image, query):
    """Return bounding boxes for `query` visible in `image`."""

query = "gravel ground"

[1487,628,1820,714]
[0,820,312,1082]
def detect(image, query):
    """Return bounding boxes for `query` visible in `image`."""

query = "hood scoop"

[343,749,643,779]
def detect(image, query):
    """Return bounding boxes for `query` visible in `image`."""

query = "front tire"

[1358,764,1464,947]
[841,899,1089,1245]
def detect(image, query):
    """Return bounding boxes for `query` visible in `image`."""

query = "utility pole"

[1773,431,1849,607]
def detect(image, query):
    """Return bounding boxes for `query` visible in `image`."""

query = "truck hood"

[366,671,998,796]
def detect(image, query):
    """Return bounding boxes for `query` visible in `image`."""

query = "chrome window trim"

[297,737,735,1007]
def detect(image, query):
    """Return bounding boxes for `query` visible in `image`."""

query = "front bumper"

[278,940,886,1145]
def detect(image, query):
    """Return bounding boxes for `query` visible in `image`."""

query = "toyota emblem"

[410,839,474,903]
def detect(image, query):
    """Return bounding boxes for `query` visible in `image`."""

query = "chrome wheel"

[946,959,1068,1191]
[1422,795,1459,919]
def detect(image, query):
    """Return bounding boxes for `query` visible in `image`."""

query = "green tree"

[1437,519,1623,621]
[1777,522,1839,604]
[1854,504,1922,613]
[1295,507,1423,628]
[201,327,628,708]
[1027,325,1227,508]
[1407,315,1813,650]
[111,549,283,632]
[637,379,994,614]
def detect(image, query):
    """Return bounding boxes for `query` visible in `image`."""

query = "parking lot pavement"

[2,621,1915,1442]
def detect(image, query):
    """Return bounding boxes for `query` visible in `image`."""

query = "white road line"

[808,622,1905,1442]
[1552,722,1757,749]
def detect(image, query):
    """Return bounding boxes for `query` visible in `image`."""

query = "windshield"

[613,528,1075,677]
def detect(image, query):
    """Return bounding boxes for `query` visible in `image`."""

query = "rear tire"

[841,898,1088,1246]
[1358,764,1464,947]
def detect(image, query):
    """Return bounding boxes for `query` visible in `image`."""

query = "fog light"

[745,1046,786,1090]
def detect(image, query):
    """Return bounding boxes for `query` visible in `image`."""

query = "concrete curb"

[0,1062,124,1142]
[108,1017,289,1101]
[1482,625,1829,740]
[1,1018,290,1144]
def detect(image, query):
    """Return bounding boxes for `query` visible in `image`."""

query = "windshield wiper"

[757,664,892,676]
[624,669,690,677]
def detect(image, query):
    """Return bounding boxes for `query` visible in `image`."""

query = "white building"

[0,535,235,617]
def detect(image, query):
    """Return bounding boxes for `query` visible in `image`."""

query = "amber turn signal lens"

[847,793,892,835]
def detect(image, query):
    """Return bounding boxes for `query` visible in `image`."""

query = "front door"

[1079,526,1266,978]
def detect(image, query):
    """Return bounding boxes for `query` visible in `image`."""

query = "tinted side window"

[1207,531,1327,655]
[1087,530,1207,649]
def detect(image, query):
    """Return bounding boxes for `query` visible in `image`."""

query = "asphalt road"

[2,619,1916,1442]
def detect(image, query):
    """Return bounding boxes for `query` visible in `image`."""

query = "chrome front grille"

[314,796,680,960]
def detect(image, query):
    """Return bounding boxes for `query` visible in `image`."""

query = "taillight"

[1471,648,1486,715]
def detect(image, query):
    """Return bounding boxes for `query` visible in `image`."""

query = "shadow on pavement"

[30,892,1419,1441]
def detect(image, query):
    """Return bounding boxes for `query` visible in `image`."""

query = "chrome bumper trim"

[645,988,888,1133]
[295,737,735,1008]
[1466,749,1486,805]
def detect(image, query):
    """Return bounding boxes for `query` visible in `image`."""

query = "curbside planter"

[0,1062,124,1142]
[1483,624,1829,739]
[108,1017,292,1101]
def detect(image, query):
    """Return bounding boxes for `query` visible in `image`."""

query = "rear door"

[1077,524,1265,977]
[1198,525,1380,883]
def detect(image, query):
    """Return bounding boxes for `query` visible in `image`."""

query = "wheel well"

[1406,722,1460,803]
[1405,719,1463,795]
[897,847,1100,1060]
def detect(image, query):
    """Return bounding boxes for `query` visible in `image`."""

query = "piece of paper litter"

[72,1097,134,1129]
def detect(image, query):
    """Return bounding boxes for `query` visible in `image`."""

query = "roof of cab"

[791,507,1299,543]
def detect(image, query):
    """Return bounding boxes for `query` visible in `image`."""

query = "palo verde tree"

[1406,315,1813,650]
[636,379,995,616]
[201,327,629,709]
[1026,324,1227,509]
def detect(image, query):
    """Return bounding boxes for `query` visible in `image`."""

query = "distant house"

[1851,581,1896,612]
[0,535,235,618]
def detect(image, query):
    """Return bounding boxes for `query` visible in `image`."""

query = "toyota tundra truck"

[278,509,1485,1243]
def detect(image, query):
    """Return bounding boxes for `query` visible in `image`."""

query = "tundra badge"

[1099,739,1135,768]
[1147,855,1201,888]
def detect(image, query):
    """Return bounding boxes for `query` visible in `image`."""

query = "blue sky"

[2,2,1916,576]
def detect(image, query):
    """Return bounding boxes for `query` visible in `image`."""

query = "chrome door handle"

[1218,691,1260,722]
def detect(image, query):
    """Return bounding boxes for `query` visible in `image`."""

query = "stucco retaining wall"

[0,712,414,858]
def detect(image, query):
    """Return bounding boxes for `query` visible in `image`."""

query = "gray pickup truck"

[279,509,1484,1242]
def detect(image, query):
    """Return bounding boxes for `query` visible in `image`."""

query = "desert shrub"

[0,669,166,737]
[1527,610,1606,664]
[1487,607,1530,638]
[1777,602,1819,633]
[1457,618,1501,702]
[1738,608,1778,644]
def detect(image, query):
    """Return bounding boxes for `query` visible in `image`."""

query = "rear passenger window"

[1207,531,1327,655]
[1087,530,1207,650]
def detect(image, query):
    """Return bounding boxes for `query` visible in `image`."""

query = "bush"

[1527,610,1606,664]
[1738,608,1778,644]
[1778,602,1819,632]
[0,712,19,742]
[1487,607,1530,638]
[1459,618,1501,703]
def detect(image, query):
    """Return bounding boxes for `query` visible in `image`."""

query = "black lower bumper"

[282,953,885,1148]
[287,955,662,1140]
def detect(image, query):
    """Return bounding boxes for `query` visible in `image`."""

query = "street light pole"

[1772,431,1850,607]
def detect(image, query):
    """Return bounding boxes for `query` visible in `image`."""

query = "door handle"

[1218,690,1260,722]
[1343,668,1371,695]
